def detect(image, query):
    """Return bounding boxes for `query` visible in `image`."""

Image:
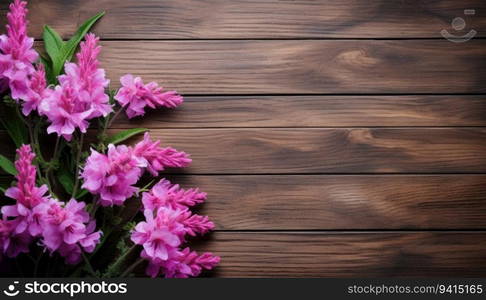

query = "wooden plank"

[112,95,486,128]
[8,95,486,128]
[173,175,486,230]
[1,128,486,174]
[3,0,486,39]
[3,174,485,230]
[96,40,486,94]
[192,232,486,277]
[126,128,486,174]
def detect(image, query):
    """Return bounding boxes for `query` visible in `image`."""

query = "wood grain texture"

[1,0,485,279]
[2,174,485,230]
[2,128,485,174]
[192,232,486,277]
[121,128,486,174]
[112,95,486,128]
[96,40,486,94]
[3,0,486,39]
[173,175,486,230]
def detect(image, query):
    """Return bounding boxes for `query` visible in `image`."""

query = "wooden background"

[2,0,486,277]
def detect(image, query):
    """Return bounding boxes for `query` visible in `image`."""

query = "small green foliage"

[42,12,105,82]
[106,128,148,146]
[0,100,29,148]
[0,155,17,176]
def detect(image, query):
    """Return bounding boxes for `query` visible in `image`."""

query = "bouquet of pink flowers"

[0,0,219,278]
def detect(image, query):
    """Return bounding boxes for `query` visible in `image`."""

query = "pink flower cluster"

[0,1,184,139]
[41,33,112,141]
[115,74,183,119]
[0,0,37,100]
[132,179,219,278]
[0,145,101,264]
[0,0,219,277]
[81,133,191,207]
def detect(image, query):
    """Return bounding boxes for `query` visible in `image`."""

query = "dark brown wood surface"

[1,0,486,277]
[96,40,486,94]
[192,232,486,277]
[3,175,486,230]
[181,175,486,230]
[131,128,486,174]
[113,95,486,128]
[2,0,486,39]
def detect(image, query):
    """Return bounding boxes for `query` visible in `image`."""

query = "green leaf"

[42,25,64,83]
[76,189,89,199]
[39,55,55,84]
[0,155,16,176]
[57,167,74,194]
[0,105,28,148]
[106,128,148,145]
[53,11,105,77]
[43,25,64,62]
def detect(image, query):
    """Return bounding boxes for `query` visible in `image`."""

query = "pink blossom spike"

[141,179,206,211]
[161,248,220,278]
[178,211,215,237]
[0,0,38,100]
[59,33,112,118]
[1,144,101,263]
[115,74,183,119]
[22,64,51,116]
[134,132,191,176]
[42,33,111,140]
[3,145,50,215]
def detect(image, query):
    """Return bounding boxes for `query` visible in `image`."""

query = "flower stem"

[120,258,144,277]
[98,106,124,152]
[71,133,84,198]
[34,251,43,277]
[46,136,61,193]
[104,244,138,277]
[81,252,98,277]
[107,106,124,128]
[89,202,100,217]
[52,136,60,162]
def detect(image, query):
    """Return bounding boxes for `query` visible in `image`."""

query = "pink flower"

[0,219,31,258]
[115,74,183,119]
[42,33,111,141]
[39,198,101,264]
[0,145,100,263]
[132,180,218,278]
[0,0,38,100]
[59,33,111,118]
[177,210,215,237]
[41,84,93,141]
[161,248,220,278]
[142,179,206,211]
[131,208,185,262]
[144,248,219,278]
[22,64,51,116]
[2,145,50,235]
[81,145,145,206]
[134,133,191,176]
